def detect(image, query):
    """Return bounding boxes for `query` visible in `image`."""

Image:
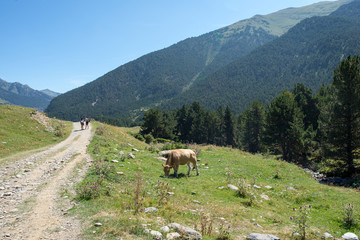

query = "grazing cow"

[162,149,199,178]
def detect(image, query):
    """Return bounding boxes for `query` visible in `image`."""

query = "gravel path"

[0,123,93,240]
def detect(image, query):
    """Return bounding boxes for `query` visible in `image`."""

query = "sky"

[0,0,335,93]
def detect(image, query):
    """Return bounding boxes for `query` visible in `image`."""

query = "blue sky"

[0,0,334,93]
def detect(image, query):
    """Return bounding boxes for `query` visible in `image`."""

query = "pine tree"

[326,56,360,176]
[264,91,305,162]
[224,106,236,147]
[242,100,265,153]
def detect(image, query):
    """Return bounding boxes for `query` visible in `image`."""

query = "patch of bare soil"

[0,123,93,240]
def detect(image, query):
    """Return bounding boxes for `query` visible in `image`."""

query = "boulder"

[128,153,136,159]
[322,232,334,239]
[246,233,280,240]
[342,232,359,240]
[169,223,202,239]
[144,207,158,214]
[160,226,170,233]
[167,232,181,239]
[150,230,162,239]
[228,184,239,191]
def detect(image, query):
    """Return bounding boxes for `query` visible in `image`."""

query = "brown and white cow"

[162,149,199,178]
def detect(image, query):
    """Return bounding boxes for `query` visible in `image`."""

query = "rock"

[167,192,175,196]
[260,194,270,201]
[288,186,297,191]
[193,200,201,204]
[132,148,139,152]
[150,230,162,239]
[144,207,158,214]
[264,185,272,189]
[191,191,196,195]
[342,232,359,240]
[94,222,102,227]
[160,226,170,233]
[253,185,261,189]
[111,160,119,163]
[218,186,225,189]
[159,150,171,157]
[168,222,202,239]
[322,232,334,239]
[156,157,167,162]
[117,172,124,175]
[128,153,136,159]
[227,184,239,191]
[4,192,12,196]
[167,232,181,239]
[246,233,280,240]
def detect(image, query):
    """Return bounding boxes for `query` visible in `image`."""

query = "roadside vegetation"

[72,122,360,239]
[0,105,72,161]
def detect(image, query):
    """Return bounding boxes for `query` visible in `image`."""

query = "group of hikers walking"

[80,116,90,130]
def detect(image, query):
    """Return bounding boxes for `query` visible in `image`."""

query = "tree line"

[139,56,360,178]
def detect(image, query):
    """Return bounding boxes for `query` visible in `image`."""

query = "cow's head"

[162,164,172,177]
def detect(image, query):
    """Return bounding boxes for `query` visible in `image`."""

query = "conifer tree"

[326,56,360,176]
[224,106,236,147]
[264,91,304,162]
[242,100,265,153]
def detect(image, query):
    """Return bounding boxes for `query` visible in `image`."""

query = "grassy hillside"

[70,123,360,239]
[0,105,72,161]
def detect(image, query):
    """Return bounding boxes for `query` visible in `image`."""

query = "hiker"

[85,116,90,129]
[80,118,85,130]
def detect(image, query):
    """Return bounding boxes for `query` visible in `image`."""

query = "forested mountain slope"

[45,0,349,121]
[0,78,55,111]
[164,0,360,112]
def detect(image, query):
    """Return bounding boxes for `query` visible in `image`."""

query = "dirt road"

[0,122,93,240]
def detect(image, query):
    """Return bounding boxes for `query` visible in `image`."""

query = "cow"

[162,149,199,178]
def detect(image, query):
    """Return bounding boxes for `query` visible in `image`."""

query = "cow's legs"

[187,163,191,176]
[174,166,179,178]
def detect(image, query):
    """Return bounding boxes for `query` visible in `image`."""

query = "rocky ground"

[0,122,93,240]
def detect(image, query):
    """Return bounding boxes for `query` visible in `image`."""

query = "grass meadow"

[0,105,72,162]
[71,122,360,239]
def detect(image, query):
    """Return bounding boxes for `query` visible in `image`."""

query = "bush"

[75,180,102,200]
[144,134,154,144]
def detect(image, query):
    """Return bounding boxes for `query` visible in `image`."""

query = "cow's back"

[170,149,196,165]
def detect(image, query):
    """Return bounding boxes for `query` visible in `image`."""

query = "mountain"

[40,89,61,98]
[163,0,360,112]
[0,78,57,111]
[45,0,350,121]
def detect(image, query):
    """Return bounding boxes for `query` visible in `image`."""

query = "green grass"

[72,122,360,239]
[0,105,72,160]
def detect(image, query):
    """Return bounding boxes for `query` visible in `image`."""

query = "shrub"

[217,223,231,240]
[290,205,312,240]
[235,178,249,198]
[92,159,113,178]
[75,181,102,200]
[144,134,154,144]
[155,181,171,207]
[343,202,357,228]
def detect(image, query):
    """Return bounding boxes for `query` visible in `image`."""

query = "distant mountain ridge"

[163,0,360,112]
[45,0,352,121]
[0,78,60,111]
